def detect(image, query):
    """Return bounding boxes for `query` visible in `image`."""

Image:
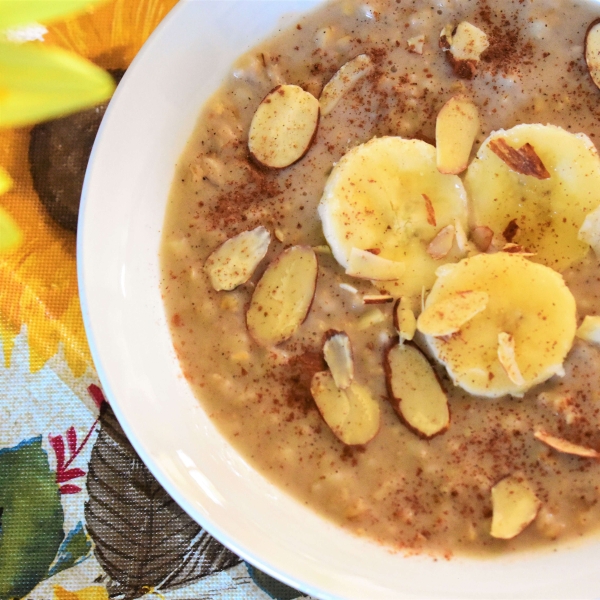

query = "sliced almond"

[471,225,494,252]
[393,297,417,341]
[578,204,600,258]
[576,314,600,345]
[323,331,354,390]
[417,290,489,336]
[497,332,525,386]
[319,54,373,116]
[488,138,551,180]
[585,19,600,90]
[407,34,425,55]
[246,245,317,346]
[534,429,599,458]
[501,243,535,256]
[346,247,405,280]
[248,84,320,169]
[436,95,480,175]
[427,224,456,259]
[490,475,541,539]
[311,371,380,445]
[204,226,271,291]
[440,22,489,79]
[339,282,358,294]
[384,341,450,438]
[422,193,436,226]
[363,294,394,304]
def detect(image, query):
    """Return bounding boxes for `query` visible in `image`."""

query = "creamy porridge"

[160,0,600,556]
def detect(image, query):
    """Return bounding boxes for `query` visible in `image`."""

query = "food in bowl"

[160,0,600,557]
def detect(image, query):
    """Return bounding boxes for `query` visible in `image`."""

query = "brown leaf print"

[85,404,240,599]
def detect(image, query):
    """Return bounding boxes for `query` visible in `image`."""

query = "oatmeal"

[160,0,600,556]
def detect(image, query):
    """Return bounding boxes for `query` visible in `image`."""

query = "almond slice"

[576,315,600,344]
[319,54,373,116]
[417,290,489,336]
[362,294,394,304]
[311,370,380,445]
[440,22,489,79]
[323,331,354,390]
[346,247,405,281]
[407,34,425,55]
[497,332,525,386]
[248,84,320,169]
[585,18,600,90]
[534,429,599,458]
[204,226,271,291]
[246,245,317,346]
[501,243,535,256]
[427,224,455,259]
[384,341,450,438]
[578,204,600,258]
[490,475,541,539]
[471,225,494,252]
[393,297,417,341]
[488,138,551,180]
[436,95,480,175]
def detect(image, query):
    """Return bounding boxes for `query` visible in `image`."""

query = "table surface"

[0,1,310,598]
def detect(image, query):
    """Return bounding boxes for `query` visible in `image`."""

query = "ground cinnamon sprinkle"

[279,349,326,415]
[478,0,533,75]
[205,160,281,233]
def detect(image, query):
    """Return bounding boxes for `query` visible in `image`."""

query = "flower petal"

[0,0,110,31]
[0,206,23,253]
[0,41,115,128]
[0,165,12,194]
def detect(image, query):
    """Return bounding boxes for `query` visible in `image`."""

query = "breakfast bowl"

[78,0,600,597]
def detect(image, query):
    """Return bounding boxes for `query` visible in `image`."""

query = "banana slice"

[421,253,577,398]
[318,136,468,297]
[465,124,600,271]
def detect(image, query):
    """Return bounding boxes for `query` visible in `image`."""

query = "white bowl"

[78,1,600,597]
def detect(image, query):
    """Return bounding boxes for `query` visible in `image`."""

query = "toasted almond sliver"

[346,247,405,281]
[417,290,489,336]
[501,243,535,256]
[339,282,358,294]
[323,331,354,390]
[578,205,600,258]
[427,224,455,259]
[407,34,426,55]
[534,429,599,458]
[585,19,600,91]
[204,226,271,291]
[471,225,493,252]
[488,138,551,180]
[319,54,373,116]
[490,475,541,540]
[497,332,525,386]
[393,297,417,341]
[576,314,600,344]
[363,294,394,304]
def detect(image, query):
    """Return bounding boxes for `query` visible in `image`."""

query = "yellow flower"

[53,584,109,600]
[0,0,115,129]
[0,0,176,375]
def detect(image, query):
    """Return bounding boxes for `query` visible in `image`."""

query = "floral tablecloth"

[0,2,308,599]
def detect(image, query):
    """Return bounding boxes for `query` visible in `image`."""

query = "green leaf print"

[48,522,91,578]
[0,437,64,600]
